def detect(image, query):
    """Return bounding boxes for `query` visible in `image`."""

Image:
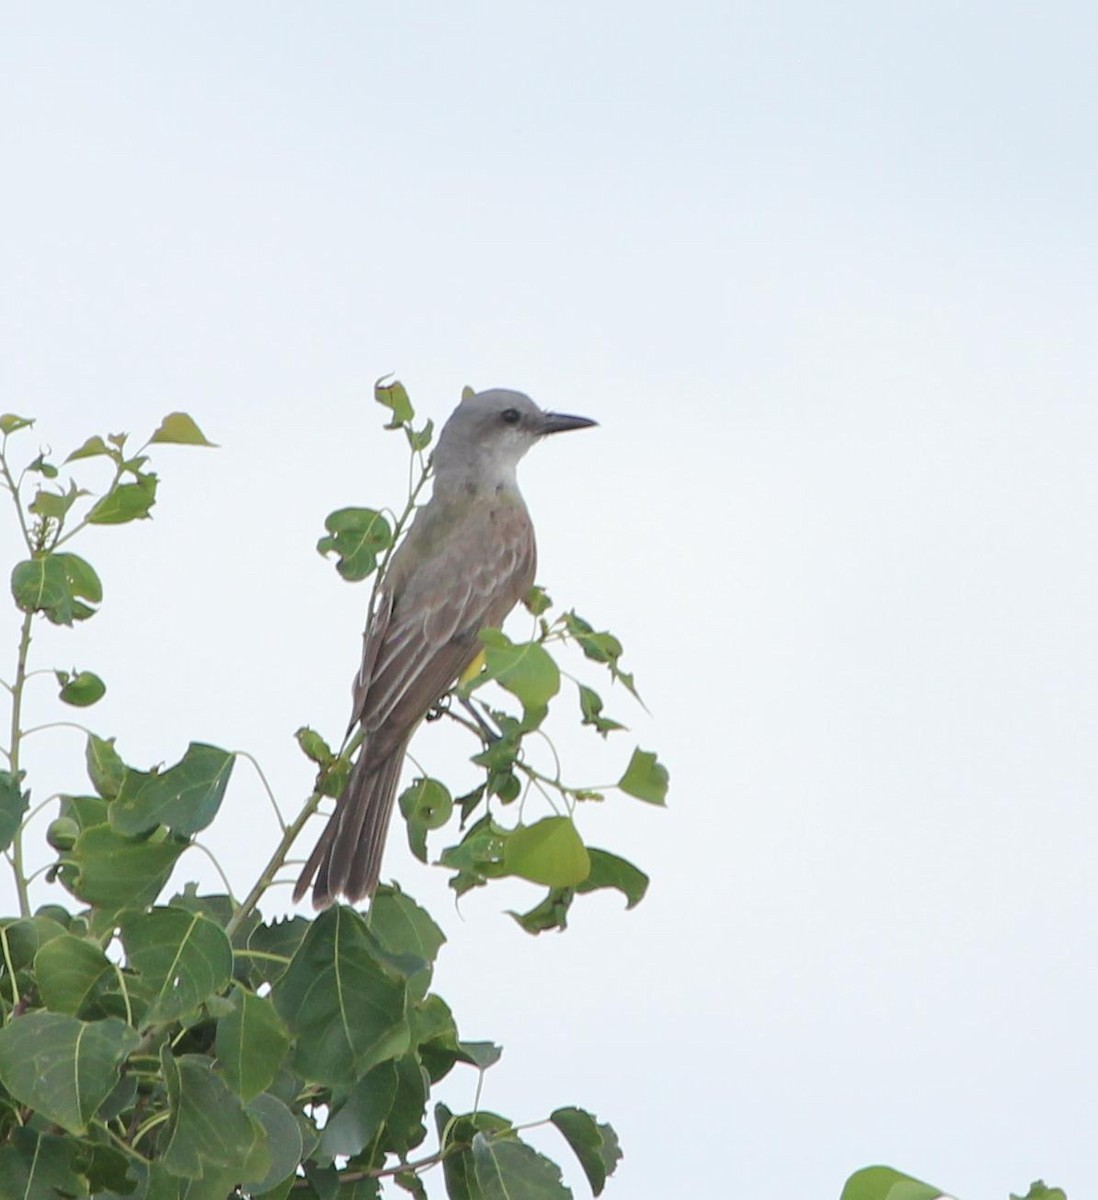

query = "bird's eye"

[500,408,522,425]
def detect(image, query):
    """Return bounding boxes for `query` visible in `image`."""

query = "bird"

[293,388,597,908]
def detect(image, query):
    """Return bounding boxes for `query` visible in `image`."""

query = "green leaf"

[456,1041,502,1071]
[272,905,409,1086]
[119,908,233,1023]
[399,777,453,862]
[159,1047,266,1180]
[29,480,86,521]
[110,741,235,837]
[34,934,114,1016]
[71,1138,139,1194]
[243,1093,301,1192]
[0,915,68,972]
[303,1162,341,1200]
[0,1012,139,1134]
[168,886,257,949]
[1011,1184,1068,1200]
[550,1108,621,1196]
[439,816,510,892]
[65,434,113,462]
[577,684,625,737]
[46,817,80,851]
[561,611,640,699]
[367,886,445,1000]
[471,731,520,779]
[56,668,107,707]
[618,747,669,805]
[404,418,434,452]
[395,1169,428,1200]
[504,817,590,887]
[0,1129,85,1200]
[295,725,333,766]
[479,632,560,724]
[247,916,310,983]
[508,845,647,933]
[385,1053,429,1156]
[840,1166,948,1200]
[399,777,452,832]
[318,754,351,799]
[508,889,573,935]
[215,985,291,1102]
[522,585,552,616]
[472,1133,570,1200]
[316,1062,398,1162]
[375,378,414,427]
[27,452,59,478]
[32,903,77,927]
[149,412,217,447]
[11,552,102,624]
[0,770,28,854]
[0,413,33,435]
[86,734,127,800]
[63,824,186,913]
[1017,1180,1070,1200]
[367,887,444,1002]
[436,1108,510,1200]
[86,474,158,524]
[577,848,649,909]
[413,994,462,1082]
[317,507,393,582]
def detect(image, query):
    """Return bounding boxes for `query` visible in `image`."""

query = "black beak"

[540,411,598,435]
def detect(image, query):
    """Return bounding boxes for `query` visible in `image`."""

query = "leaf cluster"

[0,401,632,1199]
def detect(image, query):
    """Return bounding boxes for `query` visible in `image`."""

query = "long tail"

[292,738,410,908]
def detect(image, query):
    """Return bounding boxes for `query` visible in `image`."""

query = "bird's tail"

[292,738,410,908]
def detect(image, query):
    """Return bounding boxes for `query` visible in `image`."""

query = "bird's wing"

[354,503,536,753]
[349,587,394,737]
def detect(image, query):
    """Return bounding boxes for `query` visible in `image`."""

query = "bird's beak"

[539,411,598,435]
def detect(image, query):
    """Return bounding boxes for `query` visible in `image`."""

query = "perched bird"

[294,388,596,907]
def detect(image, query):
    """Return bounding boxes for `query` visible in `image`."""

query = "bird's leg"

[427,692,500,745]
[458,695,502,744]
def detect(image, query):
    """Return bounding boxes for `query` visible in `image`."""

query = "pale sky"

[2,4,1096,1197]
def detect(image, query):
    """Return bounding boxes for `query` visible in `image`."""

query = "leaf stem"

[226,785,326,937]
[233,948,292,965]
[8,608,34,918]
[20,719,92,739]
[131,1110,170,1148]
[93,1119,150,1163]
[19,792,61,830]
[0,926,20,1009]
[187,840,239,903]
[234,749,287,832]
[365,452,431,635]
[0,441,33,552]
[108,959,134,1027]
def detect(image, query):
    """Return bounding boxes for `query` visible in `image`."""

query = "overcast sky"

[2,4,1096,1197]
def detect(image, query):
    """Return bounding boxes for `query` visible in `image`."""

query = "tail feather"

[293,739,410,908]
[344,752,405,900]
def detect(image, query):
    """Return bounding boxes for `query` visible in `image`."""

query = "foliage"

[0,388,1063,1199]
[0,387,662,1198]
[839,1169,1070,1200]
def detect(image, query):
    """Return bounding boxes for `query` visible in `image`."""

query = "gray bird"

[294,388,596,907]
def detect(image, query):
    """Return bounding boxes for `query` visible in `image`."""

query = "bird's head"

[433,388,596,487]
